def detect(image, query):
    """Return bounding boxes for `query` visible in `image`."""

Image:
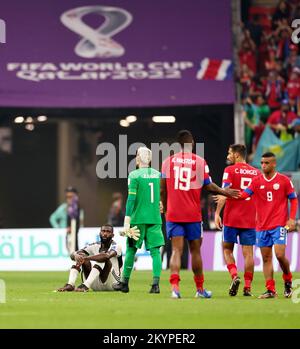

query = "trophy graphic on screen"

[61,6,132,58]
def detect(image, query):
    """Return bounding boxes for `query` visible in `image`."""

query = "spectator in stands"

[284,47,300,77]
[239,32,257,75]
[263,70,285,111]
[243,95,269,158]
[275,20,293,62]
[275,58,287,81]
[272,1,291,30]
[50,186,84,229]
[245,14,263,47]
[240,0,300,157]
[267,99,297,141]
[287,68,300,101]
[240,64,254,98]
[291,118,300,138]
[257,32,272,76]
[255,94,271,124]
[249,76,265,97]
[288,97,299,115]
[107,192,125,227]
[265,49,277,72]
[291,2,300,20]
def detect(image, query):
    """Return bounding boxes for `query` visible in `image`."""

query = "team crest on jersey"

[273,183,280,190]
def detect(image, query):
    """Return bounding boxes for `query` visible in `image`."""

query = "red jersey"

[161,152,211,222]
[287,78,300,100]
[244,173,297,231]
[222,163,259,228]
[267,110,297,127]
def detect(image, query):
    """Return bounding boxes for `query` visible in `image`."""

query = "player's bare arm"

[214,196,227,230]
[71,251,86,264]
[84,250,117,263]
[285,219,296,232]
[205,182,240,198]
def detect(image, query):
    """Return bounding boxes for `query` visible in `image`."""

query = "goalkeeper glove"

[119,216,141,241]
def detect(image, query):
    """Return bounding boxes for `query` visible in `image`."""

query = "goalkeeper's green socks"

[153,277,160,286]
[121,277,130,285]
[150,247,162,284]
[122,246,137,281]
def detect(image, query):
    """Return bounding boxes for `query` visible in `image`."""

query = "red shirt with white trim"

[222,163,259,228]
[244,173,297,231]
[161,152,211,222]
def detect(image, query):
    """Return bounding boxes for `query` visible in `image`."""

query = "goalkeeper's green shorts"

[127,224,165,250]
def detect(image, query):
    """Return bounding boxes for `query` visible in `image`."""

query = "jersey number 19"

[174,166,191,191]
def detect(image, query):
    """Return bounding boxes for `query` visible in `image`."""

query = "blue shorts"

[256,226,287,247]
[223,226,256,246]
[166,222,203,241]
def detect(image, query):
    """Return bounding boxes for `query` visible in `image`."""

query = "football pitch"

[0,270,299,329]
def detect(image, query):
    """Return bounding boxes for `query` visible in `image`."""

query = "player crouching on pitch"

[56,224,127,292]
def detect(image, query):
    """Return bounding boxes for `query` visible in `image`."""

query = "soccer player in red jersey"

[215,144,259,297]
[160,130,240,299]
[240,152,298,298]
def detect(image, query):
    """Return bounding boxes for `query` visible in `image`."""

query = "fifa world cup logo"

[61,6,132,58]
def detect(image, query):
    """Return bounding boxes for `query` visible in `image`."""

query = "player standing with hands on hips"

[240,152,298,298]
[113,147,165,294]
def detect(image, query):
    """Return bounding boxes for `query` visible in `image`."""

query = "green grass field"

[0,270,300,329]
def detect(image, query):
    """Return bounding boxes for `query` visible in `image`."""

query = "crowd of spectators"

[239,0,300,160]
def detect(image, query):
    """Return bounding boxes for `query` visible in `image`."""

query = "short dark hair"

[176,130,194,147]
[229,144,247,159]
[101,224,114,232]
[262,152,276,159]
[65,186,78,194]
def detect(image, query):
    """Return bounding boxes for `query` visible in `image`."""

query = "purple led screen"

[0,0,234,108]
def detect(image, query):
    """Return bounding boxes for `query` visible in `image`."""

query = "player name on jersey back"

[141,173,160,179]
[223,163,259,229]
[233,168,258,175]
[162,152,211,222]
[171,157,196,165]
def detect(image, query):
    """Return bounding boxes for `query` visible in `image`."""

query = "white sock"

[84,267,100,289]
[67,267,79,286]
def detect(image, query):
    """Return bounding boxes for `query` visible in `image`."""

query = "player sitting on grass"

[56,224,126,292]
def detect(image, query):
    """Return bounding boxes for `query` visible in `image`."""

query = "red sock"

[266,279,276,293]
[282,272,292,283]
[227,264,238,279]
[170,274,180,290]
[194,275,204,291]
[244,272,253,289]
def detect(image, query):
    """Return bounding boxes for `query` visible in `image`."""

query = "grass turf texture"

[0,270,299,329]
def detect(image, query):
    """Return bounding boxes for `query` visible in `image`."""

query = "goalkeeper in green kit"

[113,147,165,293]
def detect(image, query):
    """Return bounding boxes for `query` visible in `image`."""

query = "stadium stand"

[239,0,300,167]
